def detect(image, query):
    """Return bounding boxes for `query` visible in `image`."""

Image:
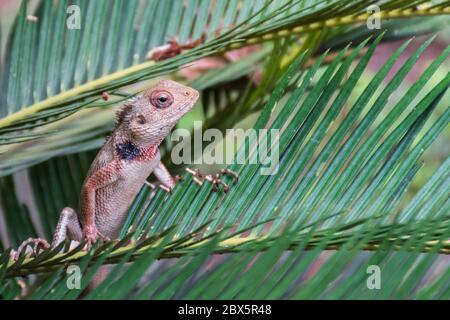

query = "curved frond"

[1,33,449,299]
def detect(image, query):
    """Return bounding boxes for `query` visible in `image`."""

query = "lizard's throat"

[115,140,158,161]
[127,123,175,146]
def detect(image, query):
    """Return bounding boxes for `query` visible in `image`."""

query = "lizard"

[12,80,238,260]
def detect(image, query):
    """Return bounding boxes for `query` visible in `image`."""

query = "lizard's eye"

[150,90,174,108]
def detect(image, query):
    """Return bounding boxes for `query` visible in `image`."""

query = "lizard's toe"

[14,238,50,260]
[185,167,236,192]
[83,225,100,249]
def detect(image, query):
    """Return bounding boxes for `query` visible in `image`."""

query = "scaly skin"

[75,80,199,245]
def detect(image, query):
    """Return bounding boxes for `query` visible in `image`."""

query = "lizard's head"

[116,80,199,144]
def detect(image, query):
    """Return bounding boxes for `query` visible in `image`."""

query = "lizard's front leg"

[81,162,119,245]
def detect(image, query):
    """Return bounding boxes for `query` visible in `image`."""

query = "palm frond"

[0,30,449,299]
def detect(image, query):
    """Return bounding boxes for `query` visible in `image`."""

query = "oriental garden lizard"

[12,80,238,259]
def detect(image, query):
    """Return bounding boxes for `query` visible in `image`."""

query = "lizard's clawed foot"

[145,175,182,194]
[13,237,50,260]
[185,168,239,193]
[83,225,110,249]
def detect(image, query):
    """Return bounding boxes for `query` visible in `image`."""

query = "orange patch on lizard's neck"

[136,144,158,161]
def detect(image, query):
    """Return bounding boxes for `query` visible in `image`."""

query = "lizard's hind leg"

[51,207,82,247]
[12,208,82,260]
[13,238,50,260]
